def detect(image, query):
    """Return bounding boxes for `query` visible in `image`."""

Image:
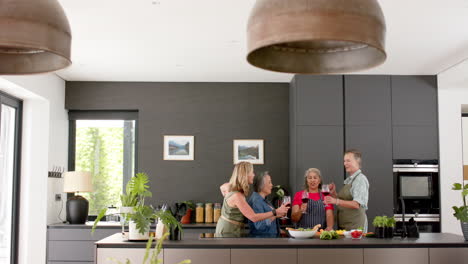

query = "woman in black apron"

[291,168,335,230]
[325,149,369,231]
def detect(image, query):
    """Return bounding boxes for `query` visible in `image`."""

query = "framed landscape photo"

[163,135,194,160]
[233,139,264,164]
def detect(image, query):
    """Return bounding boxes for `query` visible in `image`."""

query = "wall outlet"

[55,194,61,201]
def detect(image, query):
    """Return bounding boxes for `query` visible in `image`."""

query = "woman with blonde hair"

[215,162,289,236]
[291,168,334,230]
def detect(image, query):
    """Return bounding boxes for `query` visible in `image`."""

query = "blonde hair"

[229,162,253,195]
[304,168,322,191]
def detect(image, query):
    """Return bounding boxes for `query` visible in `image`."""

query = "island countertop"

[96,233,468,249]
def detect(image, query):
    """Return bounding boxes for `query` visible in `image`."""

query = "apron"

[337,173,366,230]
[298,192,327,229]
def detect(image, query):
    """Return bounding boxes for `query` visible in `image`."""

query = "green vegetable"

[320,230,339,240]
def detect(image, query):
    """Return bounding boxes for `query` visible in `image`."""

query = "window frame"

[0,91,22,264]
[68,110,138,215]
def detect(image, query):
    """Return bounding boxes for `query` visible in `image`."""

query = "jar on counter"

[213,203,221,223]
[205,203,213,223]
[195,203,204,223]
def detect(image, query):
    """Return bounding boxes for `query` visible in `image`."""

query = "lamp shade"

[63,171,93,193]
[246,0,386,74]
[0,0,72,74]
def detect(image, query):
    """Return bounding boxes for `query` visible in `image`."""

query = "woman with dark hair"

[291,168,334,230]
[247,171,283,236]
[325,149,370,231]
[215,162,288,236]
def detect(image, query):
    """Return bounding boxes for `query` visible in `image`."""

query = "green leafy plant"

[372,216,385,228]
[109,233,190,264]
[452,183,468,222]
[384,216,396,228]
[180,200,195,210]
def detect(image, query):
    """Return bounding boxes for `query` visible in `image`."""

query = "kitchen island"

[95,233,468,264]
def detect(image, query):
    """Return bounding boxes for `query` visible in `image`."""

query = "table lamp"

[63,171,93,224]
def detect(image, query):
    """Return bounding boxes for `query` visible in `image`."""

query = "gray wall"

[65,82,289,206]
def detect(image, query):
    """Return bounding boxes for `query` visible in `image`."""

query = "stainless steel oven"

[393,160,440,233]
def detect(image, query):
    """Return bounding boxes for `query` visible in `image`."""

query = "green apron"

[337,173,366,230]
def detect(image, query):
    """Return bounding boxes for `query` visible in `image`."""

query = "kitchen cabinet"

[429,248,468,264]
[344,75,393,226]
[290,75,344,193]
[364,248,429,264]
[164,249,229,264]
[391,76,438,159]
[231,249,296,264]
[298,249,363,264]
[97,248,155,264]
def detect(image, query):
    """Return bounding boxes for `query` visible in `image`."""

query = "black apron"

[298,192,327,229]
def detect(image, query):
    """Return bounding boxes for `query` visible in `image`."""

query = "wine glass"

[280,196,291,219]
[301,191,309,214]
[321,184,330,205]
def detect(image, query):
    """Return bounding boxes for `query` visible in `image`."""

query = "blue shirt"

[247,192,279,236]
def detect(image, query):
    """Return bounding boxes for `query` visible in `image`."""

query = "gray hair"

[253,171,270,193]
[345,149,362,168]
[304,168,322,190]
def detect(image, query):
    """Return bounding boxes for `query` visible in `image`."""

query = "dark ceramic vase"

[385,227,394,238]
[169,225,182,240]
[461,222,468,241]
[375,227,385,238]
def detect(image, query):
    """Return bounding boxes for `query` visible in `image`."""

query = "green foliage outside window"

[76,126,124,215]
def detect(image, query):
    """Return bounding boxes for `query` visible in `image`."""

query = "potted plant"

[452,183,468,240]
[384,216,396,238]
[179,200,195,224]
[268,185,290,224]
[372,216,385,238]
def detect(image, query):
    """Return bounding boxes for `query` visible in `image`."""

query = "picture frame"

[233,139,264,164]
[163,135,194,161]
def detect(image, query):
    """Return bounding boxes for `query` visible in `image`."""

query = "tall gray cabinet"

[290,74,438,229]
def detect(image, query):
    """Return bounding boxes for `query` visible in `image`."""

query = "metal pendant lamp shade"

[0,0,72,74]
[247,0,386,74]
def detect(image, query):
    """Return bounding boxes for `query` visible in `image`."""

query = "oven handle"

[395,217,440,222]
[393,168,438,173]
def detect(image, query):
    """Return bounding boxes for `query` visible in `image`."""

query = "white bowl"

[288,230,316,239]
[343,231,352,238]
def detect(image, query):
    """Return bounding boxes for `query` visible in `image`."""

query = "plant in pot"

[179,200,195,224]
[452,182,468,240]
[92,172,152,236]
[372,216,385,238]
[384,216,396,238]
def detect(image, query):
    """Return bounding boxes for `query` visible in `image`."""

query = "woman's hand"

[324,196,337,205]
[329,183,337,198]
[325,226,333,231]
[300,203,307,213]
[276,204,289,217]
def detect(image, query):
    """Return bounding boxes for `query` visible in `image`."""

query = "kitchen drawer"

[48,228,120,241]
[49,262,93,264]
[299,249,363,264]
[48,240,94,261]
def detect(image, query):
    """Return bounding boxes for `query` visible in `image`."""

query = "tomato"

[351,230,362,238]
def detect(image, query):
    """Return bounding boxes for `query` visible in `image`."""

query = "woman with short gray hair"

[247,171,282,236]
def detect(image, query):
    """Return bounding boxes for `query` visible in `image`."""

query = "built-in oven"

[393,160,440,233]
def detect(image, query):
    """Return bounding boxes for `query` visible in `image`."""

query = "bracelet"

[336,199,340,206]
[272,208,277,216]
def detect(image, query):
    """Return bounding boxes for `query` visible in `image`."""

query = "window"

[69,111,137,215]
[0,92,22,264]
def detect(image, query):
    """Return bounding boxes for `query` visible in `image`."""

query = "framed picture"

[233,139,264,164]
[163,135,194,160]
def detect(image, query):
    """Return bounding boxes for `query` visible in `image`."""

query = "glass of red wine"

[280,196,291,219]
[301,191,309,214]
[321,184,330,205]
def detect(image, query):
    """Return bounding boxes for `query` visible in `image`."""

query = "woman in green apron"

[215,162,289,236]
[325,149,369,232]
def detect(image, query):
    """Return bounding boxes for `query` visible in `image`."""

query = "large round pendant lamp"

[247,0,386,74]
[0,0,72,74]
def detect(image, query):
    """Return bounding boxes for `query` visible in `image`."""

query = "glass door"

[0,93,22,264]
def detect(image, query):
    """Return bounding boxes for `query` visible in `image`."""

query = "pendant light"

[0,0,72,74]
[247,0,386,74]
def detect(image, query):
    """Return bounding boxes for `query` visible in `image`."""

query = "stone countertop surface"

[47,222,217,229]
[95,233,468,249]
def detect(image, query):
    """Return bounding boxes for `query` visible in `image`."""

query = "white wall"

[0,74,67,264]
[438,60,468,234]
[463,118,468,165]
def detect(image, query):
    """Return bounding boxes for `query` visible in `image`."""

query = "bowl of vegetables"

[286,228,317,239]
[350,229,363,240]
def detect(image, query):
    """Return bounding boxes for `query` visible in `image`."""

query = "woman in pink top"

[291,168,334,230]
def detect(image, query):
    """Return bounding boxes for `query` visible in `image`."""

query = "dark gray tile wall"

[65,82,289,205]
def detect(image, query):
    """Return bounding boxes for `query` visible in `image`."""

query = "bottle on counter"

[205,203,213,223]
[196,203,204,223]
[214,203,221,223]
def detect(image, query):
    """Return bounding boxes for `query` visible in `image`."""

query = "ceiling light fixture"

[0,0,72,74]
[246,0,386,74]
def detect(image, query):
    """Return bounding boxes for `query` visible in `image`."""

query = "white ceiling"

[56,0,468,83]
